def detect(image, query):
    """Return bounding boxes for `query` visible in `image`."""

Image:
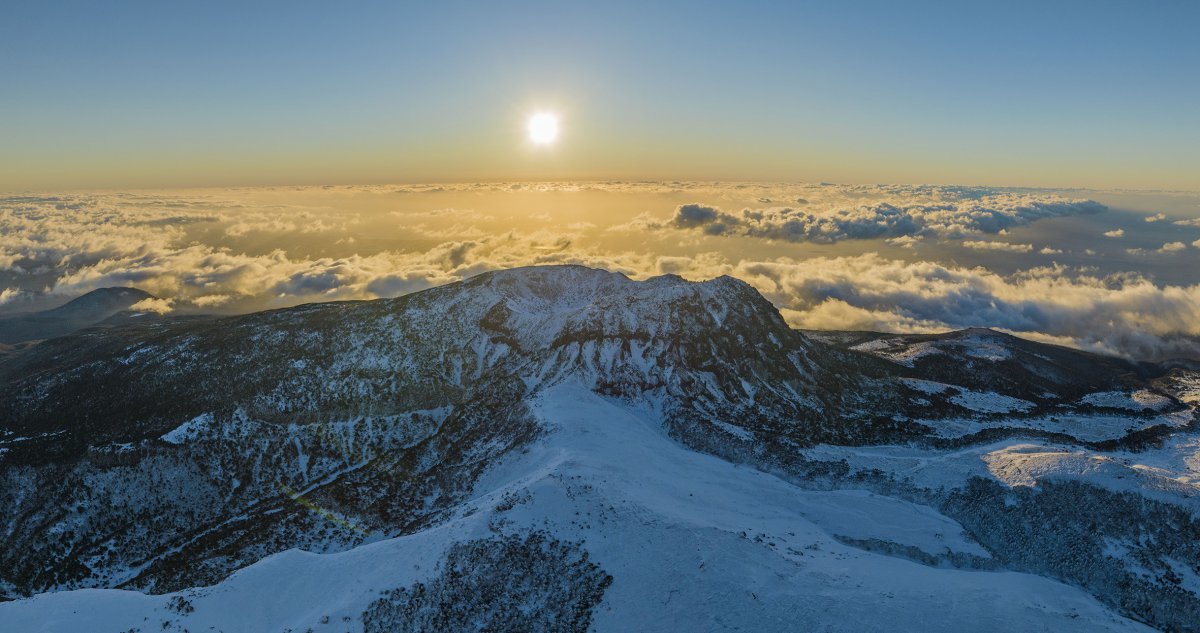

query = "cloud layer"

[1,185,1198,361]
[652,189,1105,243]
[724,255,1200,361]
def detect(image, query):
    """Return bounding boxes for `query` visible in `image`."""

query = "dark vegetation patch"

[362,532,612,633]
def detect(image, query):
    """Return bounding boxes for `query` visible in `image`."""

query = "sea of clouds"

[652,194,1105,242]
[1,182,1198,360]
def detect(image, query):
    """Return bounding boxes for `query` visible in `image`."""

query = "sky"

[2,0,1198,190]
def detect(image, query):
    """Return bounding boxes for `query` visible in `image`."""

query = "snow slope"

[0,383,1153,632]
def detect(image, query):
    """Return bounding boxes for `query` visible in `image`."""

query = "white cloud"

[0,195,197,274]
[0,287,23,306]
[729,254,1200,360]
[885,235,922,248]
[130,297,174,314]
[642,188,1104,244]
[962,240,1034,253]
[46,226,631,314]
[1104,229,1125,238]
[223,213,344,237]
[1145,213,1167,222]
[1159,242,1187,253]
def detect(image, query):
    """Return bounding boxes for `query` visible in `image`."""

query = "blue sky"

[1,0,1197,189]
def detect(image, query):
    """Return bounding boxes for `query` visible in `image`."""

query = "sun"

[528,112,559,145]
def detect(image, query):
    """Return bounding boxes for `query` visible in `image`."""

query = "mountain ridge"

[1,265,1198,631]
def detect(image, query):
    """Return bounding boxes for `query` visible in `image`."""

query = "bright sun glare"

[528,113,559,145]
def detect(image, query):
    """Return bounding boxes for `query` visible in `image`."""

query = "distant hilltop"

[0,287,156,344]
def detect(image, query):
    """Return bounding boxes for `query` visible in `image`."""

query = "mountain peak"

[45,287,156,317]
[0,287,157,344]
[446,265,788,353]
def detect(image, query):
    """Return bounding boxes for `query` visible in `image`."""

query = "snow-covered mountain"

[1,265,1198,632]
